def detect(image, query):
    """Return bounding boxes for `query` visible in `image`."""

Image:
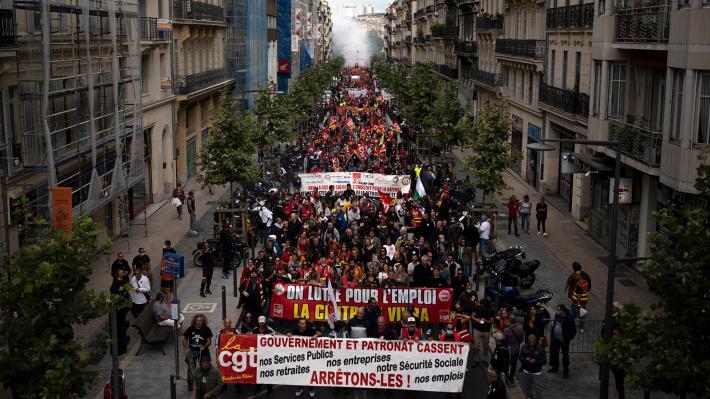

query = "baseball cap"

[268,235,277,240]
[258,316,267,323]
[407,317,416,323]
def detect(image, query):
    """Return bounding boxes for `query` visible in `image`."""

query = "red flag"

[378,190,393,212]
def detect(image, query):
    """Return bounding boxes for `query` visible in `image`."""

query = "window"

[158,0,164,18]
[550,50,556,86]
[574,52,581,91]
[141,54,149,94]
[593,61,601,115]
[609,63,626,118]
[520,72,525,99]
[671,70,684,140]
[528,72,534,104]
[511,70,517,97]
[678,0,689,8]
[562,51,568,90]
[696,73,710,144]
[598,0,605,15]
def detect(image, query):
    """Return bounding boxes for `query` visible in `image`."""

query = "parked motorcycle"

[485,284,553,317]
[192,238,246,269]
[482,245,540,289]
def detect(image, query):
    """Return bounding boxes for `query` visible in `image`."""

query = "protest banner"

[269,284,453,323]
[217,334,469,392]
[299,172,411,197]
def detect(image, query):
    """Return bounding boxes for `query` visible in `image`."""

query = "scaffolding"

[14,0,144,219]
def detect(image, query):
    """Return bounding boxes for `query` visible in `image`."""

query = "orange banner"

[51,187,73,233]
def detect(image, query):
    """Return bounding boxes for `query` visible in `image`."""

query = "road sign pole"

[173,278,180,380]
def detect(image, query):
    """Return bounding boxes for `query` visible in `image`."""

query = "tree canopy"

[595,156,710,398]
[0,214,124,398]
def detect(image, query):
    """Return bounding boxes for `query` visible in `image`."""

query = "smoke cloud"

[331,15,379,66]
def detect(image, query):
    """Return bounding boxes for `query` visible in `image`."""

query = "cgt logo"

[438,290,451,303]
[273,283,285,296]
[272,304,283,317]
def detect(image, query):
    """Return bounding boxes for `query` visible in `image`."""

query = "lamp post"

[527,138,621,399]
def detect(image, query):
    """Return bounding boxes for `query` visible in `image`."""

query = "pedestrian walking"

[503,316,525,385]
[471,298,495,367]
[110,252,130,278]
[570,270,590,332]
[172,183,186,220]
[199,242,215,297]
[535,197,548,236]
[160,240,176,295]
[187,191,197,235]
[519,195,532,234]
[129,265,151,318]
[506,196,520,236]
[109,268,130,355]
[486,369,508,399]
[519,334,546,399]
[183,314,213,391]
[565,262,592,299]
[490,332,510,384]
[477,214,491,258]
[548,304,576,378]
[193,356,223,399]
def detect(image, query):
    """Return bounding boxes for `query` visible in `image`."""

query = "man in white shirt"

[478,215,491,258]
[260,203,273,228]
[130,265,151,318]
[347,205,361,224]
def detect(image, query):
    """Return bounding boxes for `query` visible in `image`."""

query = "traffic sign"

[163,253,185,278]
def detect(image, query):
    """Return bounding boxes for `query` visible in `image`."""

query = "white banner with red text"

[298,172,411,196]
[217,334,469,392]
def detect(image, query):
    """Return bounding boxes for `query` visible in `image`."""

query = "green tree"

[199,88,260,188]
[429,80,465,149]
[0,215,124,398]
[253,86,297,148]
[595,156,710,398]
[464,102,520,204]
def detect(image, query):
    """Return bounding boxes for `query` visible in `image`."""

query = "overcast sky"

[334,0,393,13]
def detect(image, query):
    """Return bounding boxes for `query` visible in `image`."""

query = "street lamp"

[526,138,620,399]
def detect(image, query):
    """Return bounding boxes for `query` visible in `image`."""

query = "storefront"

[186,136,197,179]
[554,126,576,211]
[526,123,542,190]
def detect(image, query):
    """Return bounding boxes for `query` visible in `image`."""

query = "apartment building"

[139,0,177,213]
[581,0,710,257]
[317,0,334,63]
[173,0,233,184]
[1,0,146,250]
[268,0,279,82]
[384,0,710,258]
[276,0,320,92]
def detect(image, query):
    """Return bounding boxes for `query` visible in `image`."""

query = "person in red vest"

[439,322,462,342]
[400,317,423,341]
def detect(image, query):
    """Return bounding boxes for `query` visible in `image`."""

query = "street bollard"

[222,286,227,320]
[170,374,176,399]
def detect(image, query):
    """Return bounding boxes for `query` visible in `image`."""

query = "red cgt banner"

[269,283,453,324]
[217,333,258,384]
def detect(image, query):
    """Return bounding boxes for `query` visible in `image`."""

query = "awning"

[573,153,614,172]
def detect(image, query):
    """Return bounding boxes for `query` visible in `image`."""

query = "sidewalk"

[449,148,663,399]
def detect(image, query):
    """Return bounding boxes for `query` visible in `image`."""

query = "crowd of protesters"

[106,66,600,399]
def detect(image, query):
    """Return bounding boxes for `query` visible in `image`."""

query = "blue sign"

[163,253,185,278]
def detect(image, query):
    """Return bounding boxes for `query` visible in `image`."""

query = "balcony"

[434,64,458,80]
[139,17,170,41]
[431,25,457,39]
[476,15,504,31]
[405,35,412,44]
[495,39,545,59]
[455,41,477,56]
[414,9,426,19]
[174,0,225,23]
[173,68,232,95]
[468,69,501,88]
[0,9,16,46]
[614,5,670,43]
[608,117,662,167]
[546,3,594,30]
[426,5,435,14]
[424,34,431,42]
[457,0,480,6]
[539,83,589,118]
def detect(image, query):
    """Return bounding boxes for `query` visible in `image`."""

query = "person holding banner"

[288,318,321,398]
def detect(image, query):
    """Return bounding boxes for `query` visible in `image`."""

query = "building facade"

[317,0,334,63]
[383,0,710,258]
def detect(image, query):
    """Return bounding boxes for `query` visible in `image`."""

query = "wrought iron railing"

[434,64,459,80]
[455,41,477,55]
[608,117,662,167]
[426,5,435,14]
[0,9,16,46]
[539,83,589,117]
[174,0,225,22]
[405,35,412,43]
[495,39,545,59]
[614,5,670,43]
[424,34,431,42]
[476,15,504,31]
[469,69,500,87]
[139,17,170,41]
[546,3,594,29]
[414,9,426,19]
[173,68,232,95]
